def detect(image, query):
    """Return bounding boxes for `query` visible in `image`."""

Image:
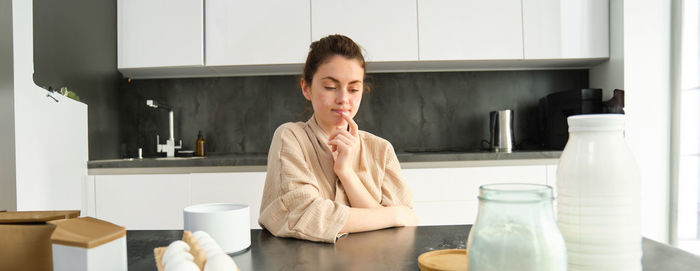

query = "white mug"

[184,203,251,254]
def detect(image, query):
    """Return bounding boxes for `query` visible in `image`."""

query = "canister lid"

[0,210,80,224]
[418,249,468,271]
[48,217,126,248]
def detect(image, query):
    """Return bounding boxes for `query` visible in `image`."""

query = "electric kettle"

[489,110,515,152]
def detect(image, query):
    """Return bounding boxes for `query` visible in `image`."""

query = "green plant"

[59,87,80,101]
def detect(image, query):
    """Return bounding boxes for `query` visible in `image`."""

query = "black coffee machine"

[539,88,624,150]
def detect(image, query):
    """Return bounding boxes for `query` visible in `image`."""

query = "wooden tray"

[418,249,468,271]
[153,231,206,271]
[153,231,241,271]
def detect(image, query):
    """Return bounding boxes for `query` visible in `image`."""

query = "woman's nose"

[335,89,349,104]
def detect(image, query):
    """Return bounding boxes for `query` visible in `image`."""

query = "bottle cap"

[568,114,625,132]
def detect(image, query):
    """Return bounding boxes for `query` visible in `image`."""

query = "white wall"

[625,0,672,243]
[589,0,624,99]
[677,0,700,251]
[0,0,17,211]
[590,0,672,243]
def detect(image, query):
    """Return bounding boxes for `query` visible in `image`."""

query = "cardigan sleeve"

[379,143,414,208]
[258,124,350,243]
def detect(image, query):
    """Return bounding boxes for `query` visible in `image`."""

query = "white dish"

[184,203,251,254]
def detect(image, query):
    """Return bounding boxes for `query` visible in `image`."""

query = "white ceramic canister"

[184,203,251,254]
[556,114,641,271]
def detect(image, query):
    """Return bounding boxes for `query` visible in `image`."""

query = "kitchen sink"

[154,156,205,161]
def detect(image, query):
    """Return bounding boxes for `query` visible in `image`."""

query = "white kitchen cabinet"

[545,164,558,189]
[522,0,609,59]
[118,0,610,78]
[14,91,88,211]
[311,0,418,62]
[94,174,191,230]
[190,172,266,229]
[90,171,266,230]
[1,0,88,212]
[205,0,310,66]
[117,0,203,69]
[417,0,524,60]
[403,165,548,225]
[546,164,558,211]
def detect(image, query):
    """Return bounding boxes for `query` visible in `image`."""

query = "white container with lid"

[49,217,127,271]
[184,203,251,254]
[556,114,641,271]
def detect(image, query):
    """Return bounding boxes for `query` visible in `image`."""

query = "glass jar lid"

[478,183,553,203]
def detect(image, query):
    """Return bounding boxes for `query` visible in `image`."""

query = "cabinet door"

[190,172,266,229]
[418,0,523,60]
[522,0,609,59]
[94,174,190,230]
[311,0,418,62]
[206,0,310,65]
[14,91,87,211]
[118,0,204,69]
[403,165,547,225]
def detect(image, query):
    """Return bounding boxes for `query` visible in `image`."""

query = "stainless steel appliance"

[489,109,514,153]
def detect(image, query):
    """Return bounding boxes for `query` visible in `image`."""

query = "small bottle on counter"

[195,131,205,157]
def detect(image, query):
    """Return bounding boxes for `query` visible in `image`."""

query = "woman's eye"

[350,89,360,93]
[324,86,336,90]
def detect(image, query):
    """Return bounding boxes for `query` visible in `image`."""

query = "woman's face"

[302,55,364,135]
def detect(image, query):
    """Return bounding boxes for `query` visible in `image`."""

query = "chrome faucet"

[146,99,182,157]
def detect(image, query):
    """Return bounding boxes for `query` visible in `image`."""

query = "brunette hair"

[302,34,370,92]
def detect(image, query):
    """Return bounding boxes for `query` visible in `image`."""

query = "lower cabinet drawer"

[94,174,190,230]
[413,201,479,226]
[403,165,549,225]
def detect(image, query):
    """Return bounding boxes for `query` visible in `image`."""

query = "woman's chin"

[318,116,345,129]
[329,118,346,126]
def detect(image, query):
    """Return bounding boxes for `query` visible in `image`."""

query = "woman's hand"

[328,112,360,177]
[340,206,419,234]
[393,206,418,227]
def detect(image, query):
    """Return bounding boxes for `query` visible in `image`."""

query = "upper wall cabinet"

[118,0,609,78]
[117,0,203,69]
[206,0,310,66]
[418,0,523,60]
[522,0,609,59]
[311,0,418,62]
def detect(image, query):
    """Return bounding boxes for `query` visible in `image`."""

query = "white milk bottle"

[556,114,641,271]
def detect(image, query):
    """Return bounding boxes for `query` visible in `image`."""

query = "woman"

[259,35,417,243]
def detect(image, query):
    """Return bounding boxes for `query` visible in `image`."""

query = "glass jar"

[557,114,641,270]
[467,183,566,271]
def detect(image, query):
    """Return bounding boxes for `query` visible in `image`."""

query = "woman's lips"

[332,109,349,115]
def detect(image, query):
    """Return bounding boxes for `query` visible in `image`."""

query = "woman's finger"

[341,112,359,137]
[328,140,338,152]
[329,129,343,140]
[330,130,355,143]
[329,137,349,150]
[333,131,356,147]
[329,127,351,140]
[329,136,352,153]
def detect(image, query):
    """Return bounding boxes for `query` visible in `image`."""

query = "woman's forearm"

[339,206,417,234]
[337,171,381,208]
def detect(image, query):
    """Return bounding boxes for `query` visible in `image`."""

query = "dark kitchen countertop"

[88,151,561,169]
[126,225,700,271]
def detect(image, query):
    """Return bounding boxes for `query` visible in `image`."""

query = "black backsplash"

[119,70,588,158]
